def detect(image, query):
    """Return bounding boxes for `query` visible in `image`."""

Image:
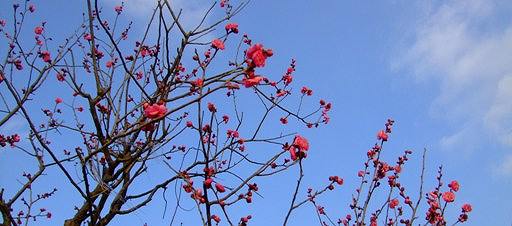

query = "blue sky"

[1,0,511,225]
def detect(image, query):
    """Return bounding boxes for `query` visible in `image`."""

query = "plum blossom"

[143,103,167,119]
[211,39,225,50]
[246,44,272,67]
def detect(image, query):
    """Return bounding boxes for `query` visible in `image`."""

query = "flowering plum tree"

[283,119,473,226]
[0,1,470,226]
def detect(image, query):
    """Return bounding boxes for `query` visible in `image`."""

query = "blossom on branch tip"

[106,59,117,68]
[449,180,460,192]
[301,86,313,96]
[215,183,226,193]
[204,178,213,188]
[289,135,309,161]
[211,39,225,50]
[377,130,388,141]
[207,102,217,112]
[191,78,204,88]
[143,103,167,119]
[462,203,472,212]
[56,72,65,82]
[242,76,263,88]
[84,33,92,41]
[442,191,455,203]
[212,215,221,223]
[246,44,272,68]
[39,51,51,63]
[225,23,239,33]
[389,198,399,209]
[222,115,229,124]
[28,4,36,13]
[34,26,43,35]
[115,5,123,14]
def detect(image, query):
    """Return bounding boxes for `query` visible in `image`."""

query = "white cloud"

[494,154,512,176]
[484,75,512,146]
[396,0,512,150]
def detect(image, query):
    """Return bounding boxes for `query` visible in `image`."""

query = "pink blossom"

[211,39,225,50]
[34,26,44,35]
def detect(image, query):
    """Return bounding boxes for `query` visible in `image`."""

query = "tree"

[0,1,471,226]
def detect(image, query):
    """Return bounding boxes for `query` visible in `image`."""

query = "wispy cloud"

[395,0,512,155]
[494,154,512,176]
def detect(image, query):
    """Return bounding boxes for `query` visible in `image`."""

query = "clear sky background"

[1,0,511,225]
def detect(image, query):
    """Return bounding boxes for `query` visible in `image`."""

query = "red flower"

[186,121,193,127]
[204,178,213,188]
[28,4,36,13]
[211,39,225,50]
[442,191,455,203]
[55,97,63,104]
[289,135,309,160]
[106,60,114,68]
[40,51,51,63]
[242,76,263,88]
[225,23,239,33]
[377,130,388,141]
[241,215,252,223]
[283,74,293,85]
[212,215,221,223]
[394,165,402,173]
[56,72,65,82]
[448,180,460,192]
[207,102,217,112]
[143,103,167,119]
[136,71,143,80]
[191,78,204,88]
[12,134,20,143]
[34,26,43,35]
[215,183,226,193]
[84,33,92,41]
[329,176,344,185]
[301,86,313,96]
[246,44,272,67]
[293,135,309,151]
[462,203,472,212]
[115,5,123,14]
[336,177,343,185]
[276,89,287,97]
[36,37,43,46]
[389,198,399,209]
[94,49,104,59]
[227,129,239,138]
